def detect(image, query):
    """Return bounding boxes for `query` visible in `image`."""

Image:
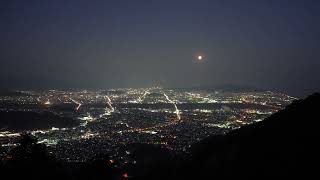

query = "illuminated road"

[69,97,82,111]
[163,92,181,121]
[117,91,182,134]
[138,90,150,102]
[100,96,115,117]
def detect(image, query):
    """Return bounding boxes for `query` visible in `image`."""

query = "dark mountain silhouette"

[178,84,262,93]
[0,88,28,96]
[0,111,79,131]
[126,93,320,179]
[122,144,178,179]
[1,93,319,179]
[0,134,65,179]
[0,134,122,180]
[179,92,320,178]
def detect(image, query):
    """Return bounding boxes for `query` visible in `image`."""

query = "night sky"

[1,0,320,97]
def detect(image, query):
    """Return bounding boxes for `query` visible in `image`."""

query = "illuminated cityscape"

[0,88,296,163]
[1,0,319,178]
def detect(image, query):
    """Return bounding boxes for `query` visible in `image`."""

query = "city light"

[0,88,296,162]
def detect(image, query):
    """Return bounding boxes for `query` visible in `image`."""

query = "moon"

[194,53,205,63]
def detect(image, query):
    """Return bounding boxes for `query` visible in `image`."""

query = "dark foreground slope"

[181,93,320,178]
[1,93,320,179]
[0,134,122,180]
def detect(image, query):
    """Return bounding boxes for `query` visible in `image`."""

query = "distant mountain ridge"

[0,89,27,96]
[172,84,263,92]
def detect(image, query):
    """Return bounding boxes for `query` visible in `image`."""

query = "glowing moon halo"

[194,53,205,63]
